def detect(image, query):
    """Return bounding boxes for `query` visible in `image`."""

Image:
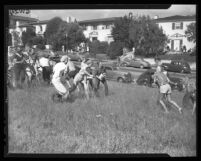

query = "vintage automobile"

[161,60,191,73]
[120,58,151,69]
[103,65,134,83]
[136,69,184,91]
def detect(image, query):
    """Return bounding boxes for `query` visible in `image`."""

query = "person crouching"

[51,55,70,102]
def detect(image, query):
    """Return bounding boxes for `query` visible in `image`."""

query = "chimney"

[154,15,159,19]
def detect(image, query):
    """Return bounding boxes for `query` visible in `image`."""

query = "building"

[9,15,39,46]
[78,17,120,44]
[153,15,196,52]
[19,20,49,37]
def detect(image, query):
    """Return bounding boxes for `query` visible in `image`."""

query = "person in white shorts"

[51,55,69,101]
[153,69,182,114]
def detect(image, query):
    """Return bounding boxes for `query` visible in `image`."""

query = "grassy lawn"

[8,82,196,156]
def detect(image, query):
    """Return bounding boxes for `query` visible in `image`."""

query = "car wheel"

[121,63,127,67]
[181,69,184,73]
[140,65,144,69]
[117,77,124,83]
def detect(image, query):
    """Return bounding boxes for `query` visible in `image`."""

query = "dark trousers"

[13,63,26,88]
[42,66,52,84]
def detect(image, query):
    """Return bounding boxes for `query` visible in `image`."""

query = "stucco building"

[78,17,120,44]
[153,15,196,52]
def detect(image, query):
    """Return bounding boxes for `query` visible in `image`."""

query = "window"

[92,37,97,41]
[172,22,183,30]
[40,25,42,31]
[102,25,106,30]
[93,26,97,30]
[106,25,111,29]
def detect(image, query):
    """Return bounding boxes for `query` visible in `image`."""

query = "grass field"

[7,82,196,156]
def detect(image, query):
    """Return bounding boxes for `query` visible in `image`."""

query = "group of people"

[8,46,196,114]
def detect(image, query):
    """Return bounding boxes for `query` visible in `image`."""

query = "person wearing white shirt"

[39,56,51,84]
[52,55,69,101]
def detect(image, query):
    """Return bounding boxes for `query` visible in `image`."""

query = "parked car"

[120,58,151,69]
[161,60,191,73]
[136,69,184,91]
[103,65,134,83]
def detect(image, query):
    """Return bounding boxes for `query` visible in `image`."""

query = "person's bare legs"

[159,93,169,113]
[166,94,182,114]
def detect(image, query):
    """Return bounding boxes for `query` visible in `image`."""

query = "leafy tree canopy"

[185,22,196,43]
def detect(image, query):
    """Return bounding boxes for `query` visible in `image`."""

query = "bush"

[89,40,109,57]
[106,41,124,59]
[32,36,46,49]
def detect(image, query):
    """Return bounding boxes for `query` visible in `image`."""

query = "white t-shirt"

[52,62,67,80]
[39,57,50,67]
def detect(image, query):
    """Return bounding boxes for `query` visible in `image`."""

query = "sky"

[30,5,196,21]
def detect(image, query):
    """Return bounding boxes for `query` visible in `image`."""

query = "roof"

[19,20,49,27]
[9,15,38,22]
[153,15,196,23]
[78,17,121,24]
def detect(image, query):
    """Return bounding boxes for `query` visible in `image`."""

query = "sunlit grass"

[8,82,196,156]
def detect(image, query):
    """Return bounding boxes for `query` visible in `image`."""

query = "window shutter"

[180,39,183,51]
[171,40,174,50]
[172,23,175,30]
[180,22,183,29]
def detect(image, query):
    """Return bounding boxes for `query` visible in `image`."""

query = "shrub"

[89,40,109,57]
[106,41,124,59]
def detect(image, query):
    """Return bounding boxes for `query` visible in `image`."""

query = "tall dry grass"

[8,82,196,156]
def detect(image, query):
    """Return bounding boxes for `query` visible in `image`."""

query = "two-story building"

[153,15,196,52]
[9,15,39,46]
[78,17,120,44]
[19,20,49,37]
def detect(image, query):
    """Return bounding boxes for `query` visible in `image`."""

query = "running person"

[153,68,183,114]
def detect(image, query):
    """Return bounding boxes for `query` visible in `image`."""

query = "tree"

[9,10,30,16]
[107,41,124,59]
[185,22,196,43]
[44,17,63,46]
[52,21,86,51]
[32,36,47,49]
[21,26,36,46]
[112,15,132,48]
[11,31,22,46]
[129,15,167,56]
[111,14,167,57]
